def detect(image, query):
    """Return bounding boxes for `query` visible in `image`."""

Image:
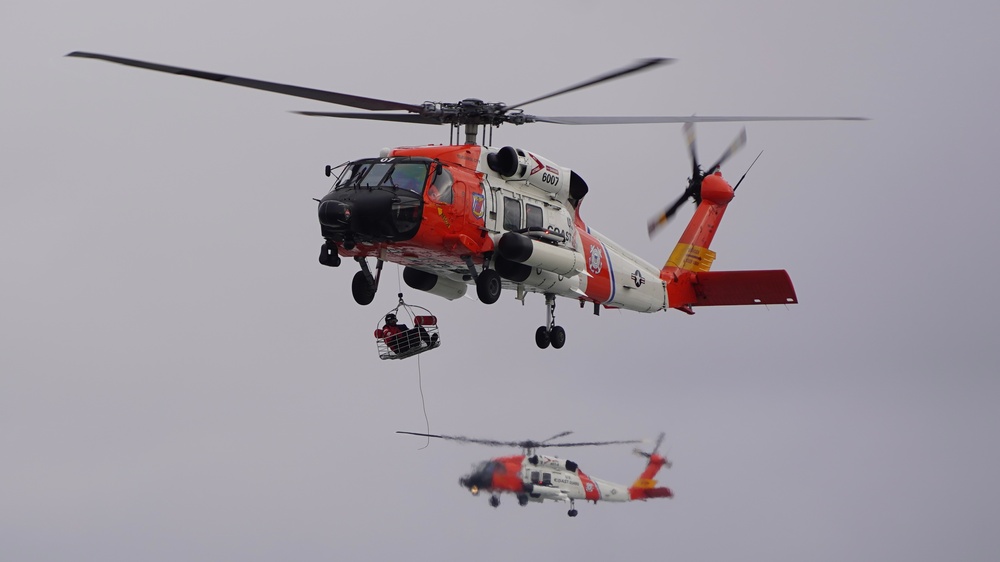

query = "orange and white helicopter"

[397,430,673,518]
[68,53,863,349]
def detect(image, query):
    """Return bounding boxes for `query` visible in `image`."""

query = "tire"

[550,325,566,349]
[535,326,550,349]
[351,271,376,305]
[476,269,502,304]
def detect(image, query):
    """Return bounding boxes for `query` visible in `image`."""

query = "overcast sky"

[3,1,999,560]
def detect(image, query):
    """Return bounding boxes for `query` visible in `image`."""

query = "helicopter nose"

[317,199,351,227]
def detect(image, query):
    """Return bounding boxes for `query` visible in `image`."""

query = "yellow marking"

[665,243,716,272]
[437,206,451,228]
[632,478,658,489]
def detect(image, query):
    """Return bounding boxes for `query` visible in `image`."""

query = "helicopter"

[67,52,864,349]
[397,430,673,518]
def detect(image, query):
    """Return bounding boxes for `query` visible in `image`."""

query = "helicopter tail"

[628,453,673,500]
[658,173,797,311]
[628,433,673,500]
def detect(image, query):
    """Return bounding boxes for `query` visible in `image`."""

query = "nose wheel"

[351,257,383,306]
[535,294,566,349]
[489,495,500,508]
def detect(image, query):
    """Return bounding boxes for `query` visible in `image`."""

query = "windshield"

[336,159,429,194]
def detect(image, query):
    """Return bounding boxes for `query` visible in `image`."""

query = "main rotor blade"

[542,439,643,448]
[67,51,424,113]
[396,431,519,448]
[706,127,747,174]
[532,115,868,125]
[541,431,574,443]
[508,58,674,110]
[293,111,442,124]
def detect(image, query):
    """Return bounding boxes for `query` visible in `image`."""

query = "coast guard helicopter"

[68,53,863,348]
[397,430,673,518]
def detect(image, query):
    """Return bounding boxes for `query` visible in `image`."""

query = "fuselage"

[461,454,633,504]
[320,144,667,312]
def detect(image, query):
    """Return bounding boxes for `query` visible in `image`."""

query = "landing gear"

[567,499,578,517]
[351,257,383,306]
[517,493,529,506]
[463,255,502,305]
[535,293,566,349]
[318,241,341,267]
[476,269,502,304]
[489,495,500,508]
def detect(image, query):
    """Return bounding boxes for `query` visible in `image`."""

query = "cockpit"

[459,460,504,495]
[318,157,433,243]
[334,158,430,195]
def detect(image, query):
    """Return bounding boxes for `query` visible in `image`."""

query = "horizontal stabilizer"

[691,270,797,306]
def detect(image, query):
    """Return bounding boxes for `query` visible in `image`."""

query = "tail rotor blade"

[652,432,665,455]
[648,191,692,237]
[706,127,747,174]
[683,121,699,175]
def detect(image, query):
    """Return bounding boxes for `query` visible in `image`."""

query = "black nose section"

[318,200,351,227]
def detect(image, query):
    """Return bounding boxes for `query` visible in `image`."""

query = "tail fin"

[628,453,673,500]
[660,172,797,310]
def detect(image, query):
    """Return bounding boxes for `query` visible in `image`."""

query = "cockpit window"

[386,162,429,194]
[335,161,372,188]
[428,165,453,204]
[336,159,430,194]
[358,162,393,188]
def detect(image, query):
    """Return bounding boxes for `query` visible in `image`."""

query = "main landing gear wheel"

[568,499,578,517]
[549,326,566,349]
[568,509,578,517]
[535,293,566,350]
[476,269,502,305]
[535,326,550,349]
[352,271,376,305]
[489,495,500,508]
[517,494,529,506]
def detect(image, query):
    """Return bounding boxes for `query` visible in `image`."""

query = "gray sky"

[3,1,999,560]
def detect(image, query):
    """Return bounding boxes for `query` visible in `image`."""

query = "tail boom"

[659,173,797,310]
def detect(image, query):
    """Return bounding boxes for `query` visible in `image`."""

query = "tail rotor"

[647,123,747,238]
[633,432,671,468]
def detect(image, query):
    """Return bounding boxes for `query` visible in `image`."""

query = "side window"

[525,203,543,229]
[542,473,552,486]
[503,196,522,231]
[429,166,453,204]
[531,471,540,484]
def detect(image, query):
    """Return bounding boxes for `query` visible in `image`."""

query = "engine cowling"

[486,146,585,203]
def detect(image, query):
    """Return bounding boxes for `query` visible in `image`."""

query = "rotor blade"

[541,431,574,443]
[542,439,643,448]
[67,51,425,113]
[293,111,442,124]
[647,191,692,237]
[396,431,519,448]
[652,432,665,455]
[508,58,674,110]
[683,121,699,176]
[706,127,747,174]
[531,115,868,125]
